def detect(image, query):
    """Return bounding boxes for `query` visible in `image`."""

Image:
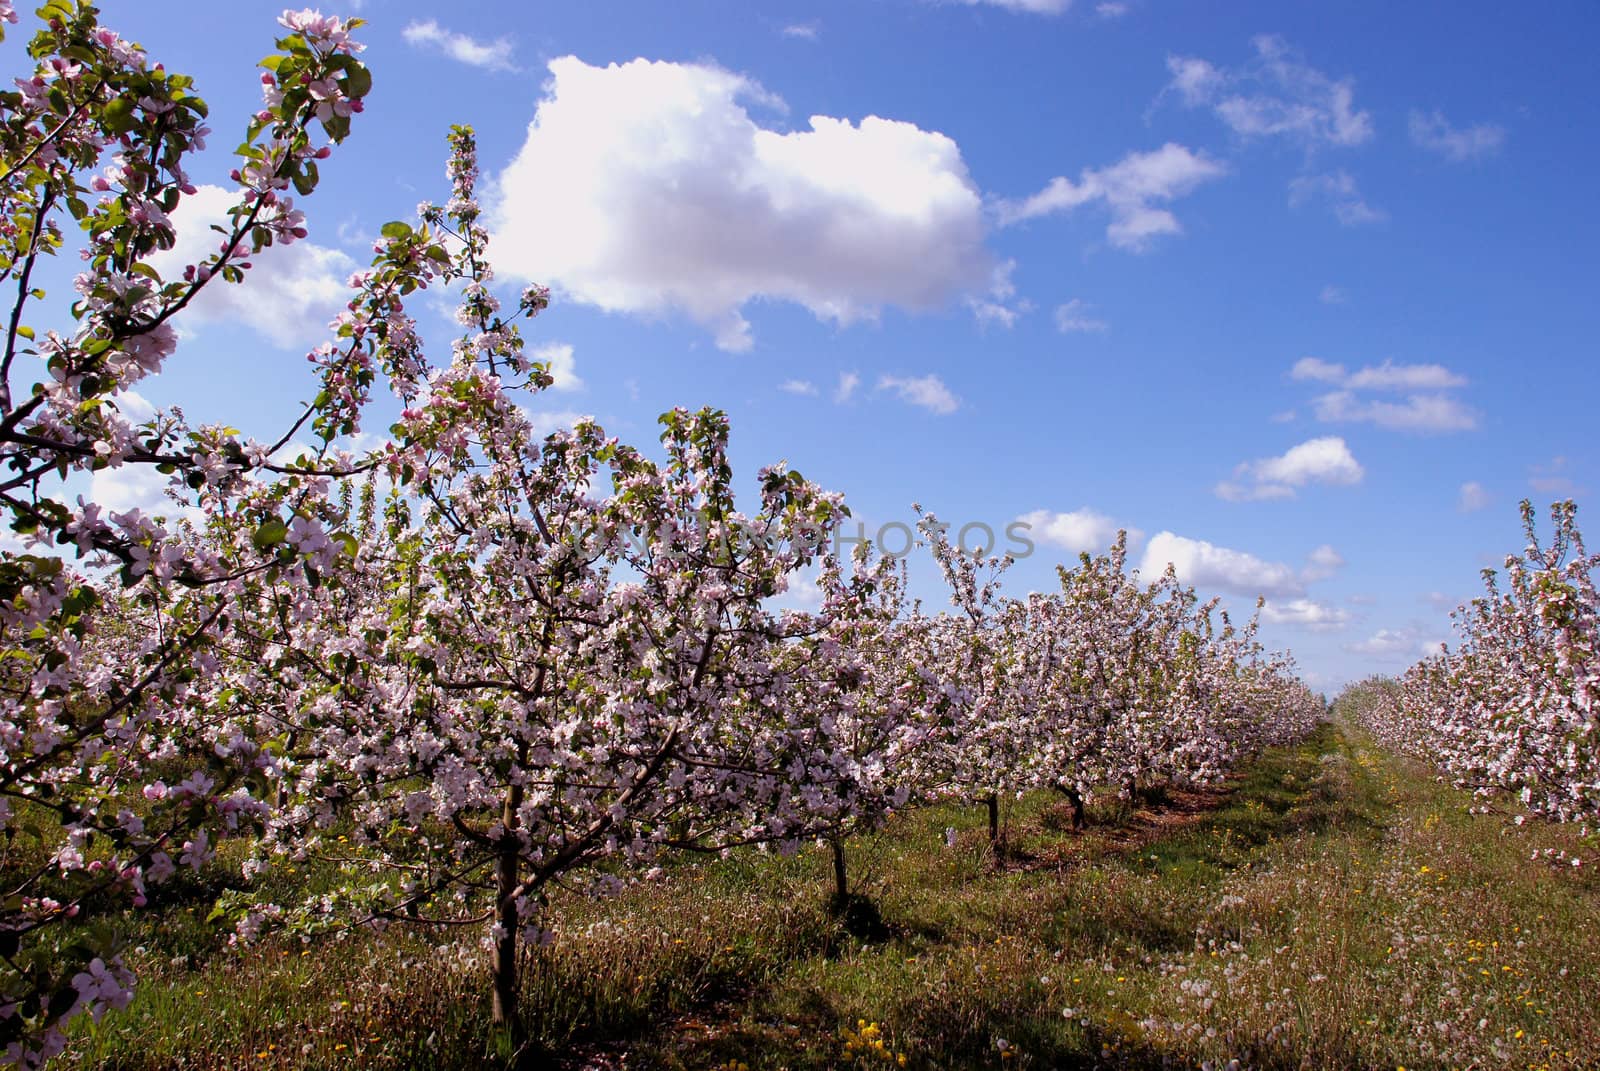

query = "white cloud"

[953,0,1072,13]
[1347,626,1446,660]
[1261,597,1351,631]
[1302,543,1346,582]
[970,299,1026,329]
[1312,391,1478,433]
[1139,532,1304,597]
[997,143,1226,251]
[1409,110,1506,162]
[1289,171,1385,226]
[492,57,991,352]
[529,342,582,391]
[147,185,355,349]
[113,390,156,423]
[1166,35,1374,149]
[522,409,592,438]
[1343,360,1467,391]
[402,20,516,72]
[1216,436,1364,501]
[1290,358,1477,433]
[1529,457,1583,497]
[781,22,820,40]
[877,374,960,415]
[834,371,861,404]
[1319,284,1346,305]
[1458,481,1491,513]
[774,570,825,610]
[1293,357,1467,391]
[1420,590,1459,611]
[90,464,200,526]
[1166,56,1224,106]
[780,379,818,396]
[968,259,1031,328]
[1290,356,1346,383]
[1016,508,1142,556]
[1054,299,1109,333]
[1095,1,1130,17]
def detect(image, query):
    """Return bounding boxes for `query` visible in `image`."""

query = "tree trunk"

[1062,786,1086,831]
[984,792,999,847]
[491,780,526,1054]
[491,846,523,1050]
[830,836,848,907]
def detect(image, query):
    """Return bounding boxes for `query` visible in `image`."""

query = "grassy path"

[66,723,1600,1070]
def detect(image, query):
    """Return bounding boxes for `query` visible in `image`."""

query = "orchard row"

[1349,501,1599,826]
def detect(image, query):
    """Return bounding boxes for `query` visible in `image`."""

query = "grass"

[57,722,1600,1070]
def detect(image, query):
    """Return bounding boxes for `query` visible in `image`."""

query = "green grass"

[57,723,1600,1070]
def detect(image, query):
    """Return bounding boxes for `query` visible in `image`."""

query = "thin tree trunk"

[491,782,526,1052]
[1056,784,1086,831]
[830,836,848,907]
[984,792,999,847]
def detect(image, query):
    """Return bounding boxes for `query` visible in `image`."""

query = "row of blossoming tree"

[1349,500,1599,825]
[0,4,1323,1063]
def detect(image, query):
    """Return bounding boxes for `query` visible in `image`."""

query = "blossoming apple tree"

[1354,500,1598,823]
[0,4,533,1061]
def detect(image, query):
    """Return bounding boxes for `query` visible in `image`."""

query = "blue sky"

[21,0,1598,691]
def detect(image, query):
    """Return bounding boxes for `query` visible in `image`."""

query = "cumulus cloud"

[1289,358,1478,433]
[1458,481,1491,513]
[780,22,820,40]
[877,374,960,415]
[997,143,1226,251]
[90,465,172,517]
[529,342,582,391]
[113,390,156,423]
[1216,436,1364,501]
[1409,110,1506,162]
[1139,532,1305,597]
[773,570,825,610]
[834,371,861,403]
[402,20,516,72]
[1289,171,1385,226]
[491,57,991,352]
[780,379,819,396]
[1261,597,1351,631]
[1165,35,1374,149]
[1016,508,1142,556]
[1095,1,1130,17]
[1054,299,1109,333]
[1347,626,1446,660]
[146,185,355,349]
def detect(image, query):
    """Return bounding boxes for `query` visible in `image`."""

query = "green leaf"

[380,221,412,240]
[344,65,372,99]
[102,95,137,135]
[252,518,289,551]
